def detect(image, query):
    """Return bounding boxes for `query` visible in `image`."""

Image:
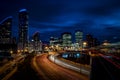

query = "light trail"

[99,53,120,69]
[32,53,89,80]
[49,54,90,76]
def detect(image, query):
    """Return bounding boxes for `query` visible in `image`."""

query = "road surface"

[90,56,120,80]
[32,54,89,80]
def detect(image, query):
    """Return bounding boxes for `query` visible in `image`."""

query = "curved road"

[32,54,89,80]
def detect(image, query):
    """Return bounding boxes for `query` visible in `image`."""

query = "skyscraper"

[18,9,29,50]
[32,31,40,42]
[32,31,42,52]
[0,16,17,53]
[75,30,83,48]
[0,16,12,44]
[62,32,72,47]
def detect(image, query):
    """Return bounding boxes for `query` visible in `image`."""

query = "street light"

[83,42,87,46]
[10,50,13,54]
[31,39,34,42]
[83,42,87,50]
[17,50,20,53]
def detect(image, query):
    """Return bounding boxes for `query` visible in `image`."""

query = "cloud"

[0,0,120,42]
[82,0,120,16]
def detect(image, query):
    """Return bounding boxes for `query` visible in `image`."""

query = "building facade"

[30,32,42,52]
[49,37,62,51]
[0,16,12,44]
[0,16,17,53]
[18,9,29,51]
[62,32,72,48]
[50,37,62,46]
[86,34,99,48]
[75,30,83,48]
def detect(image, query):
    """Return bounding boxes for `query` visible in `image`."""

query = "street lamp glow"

[45,47,48,49]
[10,50,13,54]
[56,45,59,48]
[21,50,23,52]
[31,39,34,41]
[83,42,87,48]
[25,49,28,52]
[17,50,20,53]
[83,42,87,45]
[51,46,54,48]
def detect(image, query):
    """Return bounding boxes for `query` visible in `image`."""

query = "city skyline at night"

[0,1,120,80]
[0,0,120,42]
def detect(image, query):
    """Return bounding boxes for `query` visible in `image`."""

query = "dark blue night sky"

[0,0,120,42]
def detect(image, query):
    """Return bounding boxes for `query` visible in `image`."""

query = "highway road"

[99,53,120,69]
[90,56,120,80]
[0,54,25,80]
[32,53,89,80]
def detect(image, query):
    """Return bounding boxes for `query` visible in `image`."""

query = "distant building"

[49,37,62,51]
[18,9,29,51]
[0,16,12,44]
[75,30,83,48]
[86,34,99,48]
[33,31,40,42]
[50,37,62,46]
[50,37,54,46]
[86,34,93,48]
[62,32,72,47]
[93,38,100,47]
[31,32,42,52]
